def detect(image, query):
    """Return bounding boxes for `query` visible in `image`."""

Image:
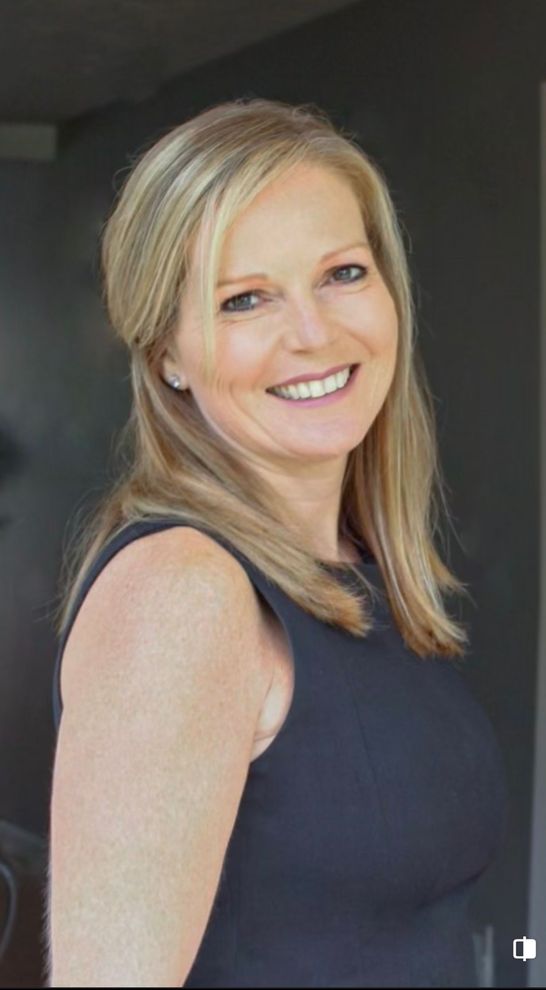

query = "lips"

[266,361,360,404]
[267,363,357,391]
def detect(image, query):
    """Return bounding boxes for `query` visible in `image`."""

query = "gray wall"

[1,1,543,985]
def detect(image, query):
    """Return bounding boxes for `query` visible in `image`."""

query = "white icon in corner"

[513,936,536,960]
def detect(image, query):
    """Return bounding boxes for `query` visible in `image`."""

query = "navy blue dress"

[51,517,509,988]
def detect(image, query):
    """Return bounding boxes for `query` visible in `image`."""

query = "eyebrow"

[216,240,371,288]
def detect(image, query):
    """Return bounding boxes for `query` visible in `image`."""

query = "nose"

[285,294,340,350]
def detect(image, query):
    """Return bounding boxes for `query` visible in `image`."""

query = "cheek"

[218,328,271,384]
[384,314,399,357]
[367,293,398,354]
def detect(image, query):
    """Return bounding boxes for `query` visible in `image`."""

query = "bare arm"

[47,528,272,987]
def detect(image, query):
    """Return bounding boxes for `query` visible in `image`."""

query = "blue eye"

[219,263,368,313]
[331,264,368,282]
[220,290,262,314]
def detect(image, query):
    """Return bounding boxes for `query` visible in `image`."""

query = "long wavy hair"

[53,96,470,657]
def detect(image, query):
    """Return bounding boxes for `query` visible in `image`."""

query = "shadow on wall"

[0,425,24,531]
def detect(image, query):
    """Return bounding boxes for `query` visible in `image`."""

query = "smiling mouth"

[266,363,358,393]
[265,363,360,401]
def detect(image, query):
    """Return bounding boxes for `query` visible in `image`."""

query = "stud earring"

[168,374,182,390]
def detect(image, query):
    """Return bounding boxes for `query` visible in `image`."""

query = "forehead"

[193,165,365,277]
[228,164,361,236]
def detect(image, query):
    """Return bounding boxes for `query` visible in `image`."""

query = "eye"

[220,290,263,314]
[330,263,368,283]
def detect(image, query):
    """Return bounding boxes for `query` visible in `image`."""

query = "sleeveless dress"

[51,517,509,988]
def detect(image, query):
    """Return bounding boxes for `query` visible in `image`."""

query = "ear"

[161,354,176,383]
[160,341,187,390]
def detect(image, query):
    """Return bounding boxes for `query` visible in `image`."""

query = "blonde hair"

[53,96,470,656]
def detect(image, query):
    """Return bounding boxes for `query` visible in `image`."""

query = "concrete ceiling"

[0,0,357,124]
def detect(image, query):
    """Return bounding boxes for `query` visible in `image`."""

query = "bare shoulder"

[60,524,274,718]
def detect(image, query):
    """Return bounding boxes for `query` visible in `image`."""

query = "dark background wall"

[0,1,543,985]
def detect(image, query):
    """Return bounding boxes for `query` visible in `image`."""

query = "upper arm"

[48,527,271,987]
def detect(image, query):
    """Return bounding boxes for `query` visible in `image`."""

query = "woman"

[46,97,508,987]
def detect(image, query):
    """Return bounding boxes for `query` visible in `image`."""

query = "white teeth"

[270,365,352,400]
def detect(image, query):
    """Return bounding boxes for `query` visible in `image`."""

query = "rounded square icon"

[513,937,537,960]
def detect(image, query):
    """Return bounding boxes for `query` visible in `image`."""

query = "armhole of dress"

[244,583,299,771]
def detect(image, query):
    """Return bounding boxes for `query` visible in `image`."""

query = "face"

[162,162,398,485]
